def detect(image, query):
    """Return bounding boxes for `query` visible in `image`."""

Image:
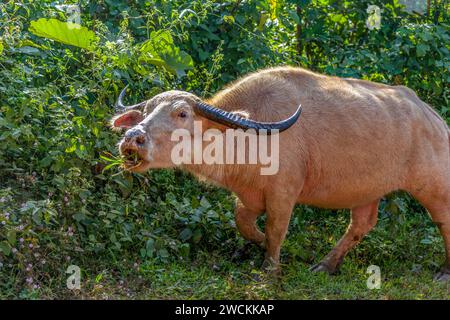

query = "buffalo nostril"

[136,135,145,145]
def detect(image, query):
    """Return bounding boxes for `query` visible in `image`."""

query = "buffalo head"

[110,86,302,172]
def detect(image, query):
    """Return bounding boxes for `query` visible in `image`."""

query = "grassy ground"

[9,249,449,300]
[81,255,450,300]
[2,204,448,300]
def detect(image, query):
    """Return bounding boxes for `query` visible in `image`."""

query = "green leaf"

[179,243,190,257]
[146,238,155,257]
[287,9,300,24]
[7,230,16,246]
[258,13,270,31]
[0,241,11,256]
[416,43,430,57]
[139,30,193,77]
[200,197,211,209]
[73,213,87,222]
[179,228,192,241]
[192,228,202,243]
[95,273,103,283]
[15,46,41,55]
[29,18,97,50]
[420,238,433,245]
[19,39,50,50]
[158,248,169,258]
[419,32,432,42]
[102,162,121,173]
[223,15,235,24]
[65,143,76,153]
[330,13,346,24]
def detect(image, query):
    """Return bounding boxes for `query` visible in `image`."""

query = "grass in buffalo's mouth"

[100,151,144,172]
[122,151,143,169]
[100,152,142,173]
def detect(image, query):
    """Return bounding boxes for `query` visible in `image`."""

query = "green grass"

[2,201,448,300]
[5,248,448,300]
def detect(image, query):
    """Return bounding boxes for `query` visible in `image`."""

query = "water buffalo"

[110,66,450,281]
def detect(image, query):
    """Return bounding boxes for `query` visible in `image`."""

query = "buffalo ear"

[110,110,144,130]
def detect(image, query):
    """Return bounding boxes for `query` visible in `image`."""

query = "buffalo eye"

[178,111,187,118]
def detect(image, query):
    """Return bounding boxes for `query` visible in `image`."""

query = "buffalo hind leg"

[411,188,450,282]
[311,199,379,275]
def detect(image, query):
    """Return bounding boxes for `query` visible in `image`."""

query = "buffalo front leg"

[262,196,297,274]
[311,199,380,275]
[235,201,265,248]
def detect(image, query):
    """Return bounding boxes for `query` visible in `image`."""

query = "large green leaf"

[29,18,97,50]
[139,30,193,77]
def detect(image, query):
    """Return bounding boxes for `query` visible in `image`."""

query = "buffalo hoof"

[433,268,450,282]
[309,262,337,275]
[261,258,281,277]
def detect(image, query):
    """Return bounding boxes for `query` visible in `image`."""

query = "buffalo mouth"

[120,147,149,172]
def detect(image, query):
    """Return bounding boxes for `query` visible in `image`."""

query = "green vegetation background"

[0,0,449,299]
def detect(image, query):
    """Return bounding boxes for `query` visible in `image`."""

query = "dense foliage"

[0,0,449,298]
